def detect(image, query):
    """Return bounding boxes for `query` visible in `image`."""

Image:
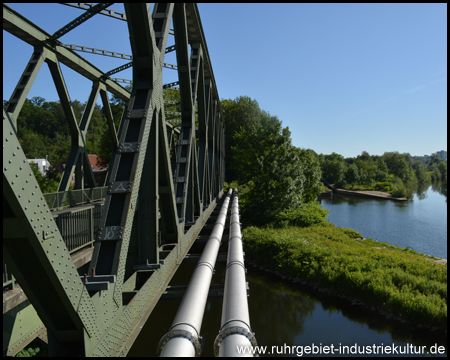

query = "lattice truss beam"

[3,3,225,356]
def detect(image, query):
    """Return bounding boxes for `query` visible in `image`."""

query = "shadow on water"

[128,261,228,357]
[246,266,447,357]
[128,260,447,357]
[129,184,446,357]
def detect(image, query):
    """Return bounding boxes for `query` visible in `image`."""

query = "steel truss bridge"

[3,3,255,356]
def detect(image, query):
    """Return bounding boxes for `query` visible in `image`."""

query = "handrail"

[158,189,233,357]
[4,203,103,288]
[43,186,107,210]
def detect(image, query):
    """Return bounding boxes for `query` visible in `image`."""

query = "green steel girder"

[46,56,98,191]
[50,3,115,40]
[3,3,226,356]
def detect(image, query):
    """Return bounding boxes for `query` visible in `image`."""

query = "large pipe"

[158,189,233,357]
[214,190,257,357]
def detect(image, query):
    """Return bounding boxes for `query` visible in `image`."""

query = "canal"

[128,184,447,357]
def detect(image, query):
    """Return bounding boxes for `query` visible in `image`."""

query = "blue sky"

[3,3,447,158]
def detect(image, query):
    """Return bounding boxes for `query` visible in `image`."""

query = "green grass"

[321,183,332,192]
[243,222,447,329]
[342,184,376,191]
[341,182,395,194]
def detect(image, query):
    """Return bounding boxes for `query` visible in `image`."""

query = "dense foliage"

[232,112,305,225]
[243,223,447,330]
[221,96,322,225]
[274,202,330,228]
[4,88,126,191]
[319,150,447,199]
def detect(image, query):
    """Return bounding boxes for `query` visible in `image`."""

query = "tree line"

[3,93,124,192]
[3,97,123,170]
[5,93,447,218]
[319,150,447,198]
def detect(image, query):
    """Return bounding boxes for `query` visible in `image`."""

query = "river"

[319,183,447,259]
[128,184,447,357]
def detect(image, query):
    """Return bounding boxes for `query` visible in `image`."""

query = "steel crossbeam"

[3,3,225,357]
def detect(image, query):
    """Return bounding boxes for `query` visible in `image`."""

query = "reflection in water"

[247,267,447,357]
[416,182,429,201]
[248,269,316,347]
[129,185,446,357]
[128,258,447,357]
[321,185,447,259]
[431,180,447,199]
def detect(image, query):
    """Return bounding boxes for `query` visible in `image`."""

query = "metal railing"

[3,203,104,289]
[53,204,104,253]
[43,186,108,211]
[3,262,15,290]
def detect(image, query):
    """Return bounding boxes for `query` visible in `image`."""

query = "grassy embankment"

[320,183,332,193]
[338,179,398,195]
[243,214,447,330]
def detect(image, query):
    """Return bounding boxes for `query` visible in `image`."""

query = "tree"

[221,96,261,181]
[296,148,322,202]
[382,152,414,184]
[357,150,371,162]
[319,152,347,184]
[232,112,304,225]
[374,159,389,182]
[324,159,346,184]
[412,160,430,184]
[345,163,360,184]
[437,161,447,181]
[30,163,59,194]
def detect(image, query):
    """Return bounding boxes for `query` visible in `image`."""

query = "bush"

[243,223,447,329]
[373,182,391,192]
[390,176,407,197]
[274,202,330,228]
[340,227,362,238]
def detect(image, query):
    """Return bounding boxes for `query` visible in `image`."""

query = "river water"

[128,184,447,357]
[320,184,447,259]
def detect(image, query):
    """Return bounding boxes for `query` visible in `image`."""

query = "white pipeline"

[158,188,233,357]
[214,189,257,357]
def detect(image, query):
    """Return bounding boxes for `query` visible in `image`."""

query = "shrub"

[374,182,391,192]
[243,223,447,329]
[340,227,362,238]
[274,202,330,228]
[390,176,407,197]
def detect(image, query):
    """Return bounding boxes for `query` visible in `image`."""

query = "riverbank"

[243,221,447,331]
[322,179,407,201]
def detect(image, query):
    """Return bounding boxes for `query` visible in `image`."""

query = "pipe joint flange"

[228,235,242,242]
[226,260,245,270]
[196,261,214,272]
[208,235,222,244]
[213,326,257,357]
[215,221,226,228]
[157,329,202,356]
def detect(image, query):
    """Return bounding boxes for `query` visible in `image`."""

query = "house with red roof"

[55,154,107,187]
